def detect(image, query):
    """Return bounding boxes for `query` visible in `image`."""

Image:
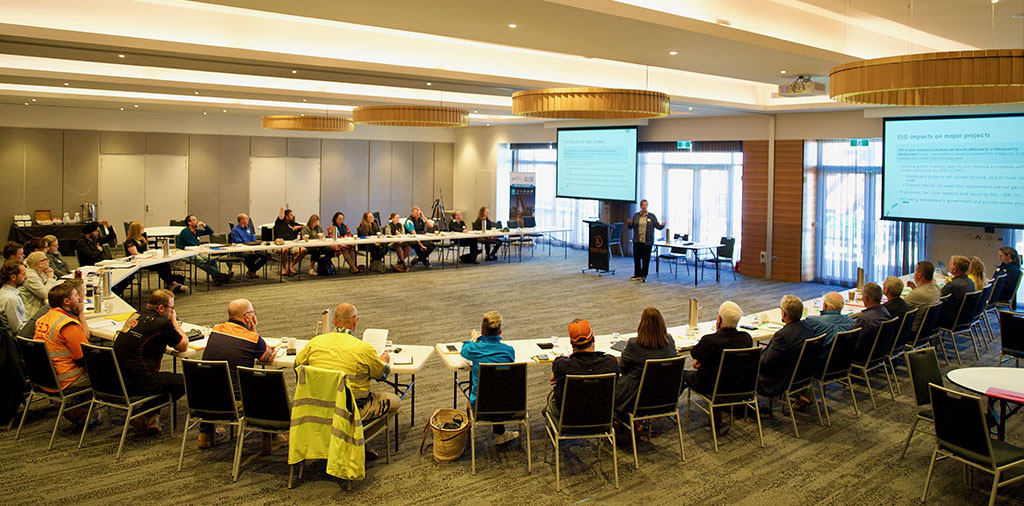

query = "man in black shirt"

[759,295,813,399]
[939,255,976,327]
[405,206,435,268]
[449,210,480,263]
[881,276,910,321]
[545,319,619,422]
[852,282,892,360]
[76,221,133,295]
[683,301,752,434]
[274,206,306,276]
[113,289,187,435]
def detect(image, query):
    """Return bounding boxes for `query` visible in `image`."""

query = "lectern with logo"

[582,220,615,276]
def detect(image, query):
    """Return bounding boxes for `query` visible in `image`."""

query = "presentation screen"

[556,127,638,202]
[882,114,1024,228]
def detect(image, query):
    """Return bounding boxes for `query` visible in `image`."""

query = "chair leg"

[116,406,134,459]
[232,424,244,481]
[847,377,861,417]
[15,391,35,440]
[611,433,619,489]
[177,415,191,472]
[287,464,295,489]
[886,358,903,395]
[881,365,897,401]
[753,401,765,448]
[470,418,476,475]
[628,414,639,469]
[784,395,799,438]
[523,414,531,473]
[900,417,920,459]
[818,383,832,427]
[988,470,1001,506]
[48,399,68,451]
[921,445,938,502]
[709,403,719,453]
[554,438,561,492]
[810,387,824,426]
[674,413,685,461]
[685,390,691,433]
[78,400,95,448]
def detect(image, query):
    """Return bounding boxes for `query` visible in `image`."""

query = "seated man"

[682,301,752,433]
[404,206,435,268]
[758,295,812,401]
[43,235,71,277]
[228,213,270,279]
[76,221,134,296]
[904,260,941,333]
[19,251,59,319]
[113,289,188,435]
[0,260,27,333]
[852,282,891,359]
[32,281,98,426]
[804,292,855,360]
[274,206,306,276]
[449,210,480,264]
[546,319,619,423]
[295,303,400,431]
[177,215,232,286]
[3,241,24,263]
[938,255,975,327]
[200,299,281,450]
[460,310,517,445]
[882,276,910,321]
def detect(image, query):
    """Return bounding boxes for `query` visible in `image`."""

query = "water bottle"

[93,284,103,314]
[162,238,170,257]
[100,269,112,298]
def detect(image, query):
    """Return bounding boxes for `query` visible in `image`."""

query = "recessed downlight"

[202,111,207,115]
[133,104,138,107]
[194,91,200,95]
[508,23,517,28]
[668,51,678,56]
[222,109,227,112]
[780,70,787,74]
[119,107,124,110]
[117,54,125,58]
[63,82,69,86]
[291,70,297,74]
[426,82,432,86]
[31,98,36,102]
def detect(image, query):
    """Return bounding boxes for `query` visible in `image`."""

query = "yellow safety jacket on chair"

[289,365,366,480]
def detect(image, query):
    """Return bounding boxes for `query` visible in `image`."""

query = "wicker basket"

[425,408,470,462]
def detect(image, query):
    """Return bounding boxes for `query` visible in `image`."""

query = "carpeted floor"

[3,248,1021,505]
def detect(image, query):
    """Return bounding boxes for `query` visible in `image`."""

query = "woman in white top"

[19,251,59,317]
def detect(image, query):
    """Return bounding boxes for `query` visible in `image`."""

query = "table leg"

[452,371,458,409]
[1000,399,1007,441]
[715,250,721,282]
[693,249,699,286]
[563,231,567,259]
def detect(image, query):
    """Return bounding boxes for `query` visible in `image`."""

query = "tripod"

[430,188,448,231]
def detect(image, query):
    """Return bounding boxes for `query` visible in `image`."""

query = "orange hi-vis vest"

[33,309,86,391]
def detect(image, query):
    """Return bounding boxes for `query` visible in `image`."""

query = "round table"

[946,367,1024,441]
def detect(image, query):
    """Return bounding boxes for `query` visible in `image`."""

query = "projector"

[778,76,827,97]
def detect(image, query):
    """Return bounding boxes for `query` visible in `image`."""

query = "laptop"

[260,227,273,242]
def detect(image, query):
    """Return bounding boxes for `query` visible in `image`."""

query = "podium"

[582,220,615,276]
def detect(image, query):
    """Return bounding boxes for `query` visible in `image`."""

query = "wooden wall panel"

[770,139,805,282]
[740,140,768,278]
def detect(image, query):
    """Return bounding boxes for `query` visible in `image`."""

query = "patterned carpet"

[2,248,1021,505]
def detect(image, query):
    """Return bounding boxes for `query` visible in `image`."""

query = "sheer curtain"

[814,139,926,285]
[514,147,599,248]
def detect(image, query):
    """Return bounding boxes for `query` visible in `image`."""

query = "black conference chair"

[237,366,294,484]
[975,282,999,343]
[657,234,690,279]
[994,272,1022,311]
[209,233,245,276]
[14,337,93,450]
[178,359,242,475]
[910,302,944,356]
[521,216,544,246]
[616,356,686,468]
[169,219,186,227]
[686,347,764,452]
[77,343,175,459]
[464,363,530,475]
[937,290,984,364]
[885,307,920,391]
[850,317,900,409]
[985,273,1008,325]
[544,373,618,491]
[970,283,995,348]
[997,310,1024,367]
[812,328,861,426]
[921,383,1024,506]
[762,334,826,438]
[899,347,941,459]
[700,237,737,280]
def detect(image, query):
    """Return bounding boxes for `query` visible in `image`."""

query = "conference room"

[2,1,1024,504]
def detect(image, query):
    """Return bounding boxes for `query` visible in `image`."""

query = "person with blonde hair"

[18,251,59,318]
[301,214,326,275]
[125,221,185,293]
[42,235,70,277]
[460,310,518,445]
[967,256,986,291]
[615,307,677,419]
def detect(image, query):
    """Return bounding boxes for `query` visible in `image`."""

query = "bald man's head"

[822,292,845,311]
[333,303,358,329]
[228,299,253,320]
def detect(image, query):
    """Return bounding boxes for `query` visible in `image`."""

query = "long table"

[652,241,725,286]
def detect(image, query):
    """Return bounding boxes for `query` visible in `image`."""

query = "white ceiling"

[0,0,1020,123]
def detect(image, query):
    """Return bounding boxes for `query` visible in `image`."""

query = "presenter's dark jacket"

[687,327,753,395]
[758,320,812,397]
[627,212,664,244]
[994,261,1022,305]
[615,337,676,414]
[852,305,891,360]
[939,274,976,326]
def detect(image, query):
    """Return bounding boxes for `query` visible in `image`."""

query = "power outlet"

[759,251,767,264]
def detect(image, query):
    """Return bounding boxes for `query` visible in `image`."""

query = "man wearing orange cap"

[545,318,619,421]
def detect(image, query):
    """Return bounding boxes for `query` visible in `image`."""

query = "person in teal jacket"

[177,215,232,286]
[460,310,518,445]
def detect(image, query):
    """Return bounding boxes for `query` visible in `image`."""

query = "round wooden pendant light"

[261,115,354,131]
[353,105,469,127]
[512,87,670,119]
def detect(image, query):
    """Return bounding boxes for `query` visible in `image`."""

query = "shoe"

[392,264,403,272]
[261,433,288,454]
[641,278,647,283]
[629,276,641,281]
[198,428,229,449]
[791,395,812,411]
[410,257,421,265]
[349,267,360,274]
[169,282,187,293]
[365,447,379,461]
[130,416,147,435]
[423,260,431,269]
[371,261,384,273]
[308,267,317,276]
[246,271,260,279]
[144,414,162,436]
[494,430,520,445]
[358,265,367,272]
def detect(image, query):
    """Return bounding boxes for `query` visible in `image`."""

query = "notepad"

[392,354,413,365]
[363,328,389,354]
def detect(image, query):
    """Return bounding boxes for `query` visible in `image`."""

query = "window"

[513,147,599,248]
[639,150,743,255]
[813,139,926,285]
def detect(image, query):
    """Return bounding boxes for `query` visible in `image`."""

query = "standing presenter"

[626,199,666,283]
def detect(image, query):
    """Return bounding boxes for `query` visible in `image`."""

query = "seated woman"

[356,212,386,273]
[125,221,186,293]
[472,206,502,261]
[614,306,677,426]
[994,246,1022,310]
[43,235,71,277]
[967,256,986,291]
[326,212,361,274]
[385,212,411,272]
[300,214,326,276]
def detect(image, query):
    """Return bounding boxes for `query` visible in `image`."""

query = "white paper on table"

[363,328,389,354]
[89,319,120,330]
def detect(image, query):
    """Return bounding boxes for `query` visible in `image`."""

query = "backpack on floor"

[317,257,337,276]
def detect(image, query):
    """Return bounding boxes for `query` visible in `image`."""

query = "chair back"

[863,317,900,366]
[929,383,996,468]
[709,347,761,404]
[475,363,527,420]
[556,373,616,435]
[181,359,239,422]
[523,216,537,228]
[169,219,186,226]
[609,222,623,242]
[210,233,228,245]
[495,221,503,229]
[906,347,942,408]
[952,290,983,330]
[988,274,1007,308]
[631,356,686,418]
[372,211,382,226]
[972,283,994,321]
[787,334,825,392]
[237,366,291,429]
[15,337,61,393]
[507,220,521,230]
[998,310,1024,356]
[101,244,113,261]
[717,237,735,259]
[820,328,860,380]
[890,307,919,354]
[997,272,1022,304]
[79,343,130,403]
[915,302,943,345]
